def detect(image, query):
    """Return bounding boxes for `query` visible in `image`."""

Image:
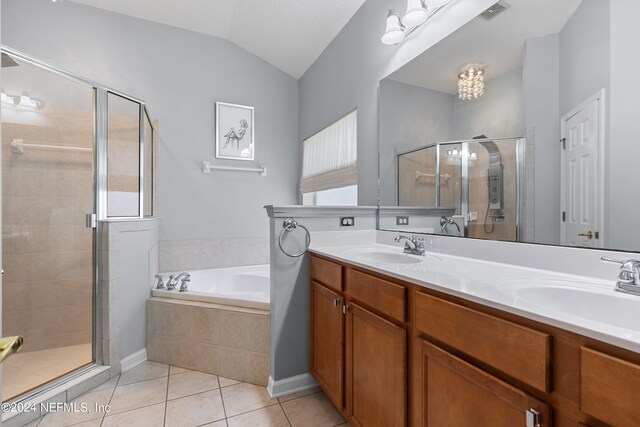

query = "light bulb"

[424,0,452,8]
[381,10,405,45]
[402,0,429,27]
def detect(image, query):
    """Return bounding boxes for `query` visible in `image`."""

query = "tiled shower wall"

[2,110,94,352]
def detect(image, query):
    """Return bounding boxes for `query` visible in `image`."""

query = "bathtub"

[152,264,270,310]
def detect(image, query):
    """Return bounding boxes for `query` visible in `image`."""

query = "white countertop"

[310,243,640,354]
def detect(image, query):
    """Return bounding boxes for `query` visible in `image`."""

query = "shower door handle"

[0,336,23,364]
[86,213,97,229]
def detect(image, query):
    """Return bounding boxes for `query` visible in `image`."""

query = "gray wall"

[118,225,159,359]
[523,34,560,245]
[452,67,524,140]
[609,0,640,251]
[379,79,454,206]
[559,0,610,117]
[1,0,299,242]
[299,0,497,206]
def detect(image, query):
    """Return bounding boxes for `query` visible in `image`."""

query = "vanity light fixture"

[0,89,15,106]
[1,89,44,110]
[16,92,45,110]
[382,0,454,45]
[458,64,485,100]
[446,148,477,160]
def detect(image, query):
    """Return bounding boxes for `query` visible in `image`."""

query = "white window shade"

[300,110,357,193]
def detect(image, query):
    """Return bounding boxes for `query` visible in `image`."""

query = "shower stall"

[1,47,156,402]
[396,137,524,241]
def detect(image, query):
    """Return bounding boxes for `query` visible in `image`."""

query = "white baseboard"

[120,348,148,372]
[267,373,318,398]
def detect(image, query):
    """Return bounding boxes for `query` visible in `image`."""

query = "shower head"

[1,53,19,68]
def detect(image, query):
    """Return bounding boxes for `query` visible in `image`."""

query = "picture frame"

[215,102,255,161]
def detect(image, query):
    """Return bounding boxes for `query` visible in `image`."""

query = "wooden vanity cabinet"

[310,255,407,426]
[346,302,406,427]
[420,340,550,427]
[309,280,344,410]
[309,253,640,427]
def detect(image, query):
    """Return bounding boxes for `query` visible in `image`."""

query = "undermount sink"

[512,284,640,331]
[346,248,439,265]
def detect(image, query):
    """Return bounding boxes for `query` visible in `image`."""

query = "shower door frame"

[396,136,526,240]
[1,45,154,403]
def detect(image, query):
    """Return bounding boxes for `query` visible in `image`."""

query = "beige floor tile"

[169,365,191,375]
[101,402,165,427]
[109,377,167,414]
[278,386,322,403]
[91,376,119,392]
[118,361,169,386]
[227,405,290,427]
[202,421,228,427]
[168,371,219,400]
[221,383,277,417]
[165,390,226,427]
[281,392,345,427]
[23,417,43,427]
[218,376,241,388]
[64,420,103,427]
[39,388,113,427]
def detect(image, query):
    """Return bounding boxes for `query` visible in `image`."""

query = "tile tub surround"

[158,237,269,272]
[146,298,270,386]
[23,362,347,427]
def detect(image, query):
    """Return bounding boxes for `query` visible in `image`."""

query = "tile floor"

[4,344,93,402]
[23,361,349,427]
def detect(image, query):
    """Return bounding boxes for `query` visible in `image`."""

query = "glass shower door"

[1,52,95,401]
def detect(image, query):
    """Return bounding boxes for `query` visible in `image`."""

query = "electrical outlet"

[340,217,355,227]
[396,216,409,226]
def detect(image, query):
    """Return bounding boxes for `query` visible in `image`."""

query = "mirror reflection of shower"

[396,136,524,241]
[473,135,505,235]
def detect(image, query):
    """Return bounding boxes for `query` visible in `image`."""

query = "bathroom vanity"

[308,248,640,427]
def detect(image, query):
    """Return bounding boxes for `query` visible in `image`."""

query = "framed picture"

[215,102,255,161]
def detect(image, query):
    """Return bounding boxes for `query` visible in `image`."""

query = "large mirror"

[377,0,637,251]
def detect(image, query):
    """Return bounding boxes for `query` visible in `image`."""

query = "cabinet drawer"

[346,269,405,323]
[580,347,640,426]
[310,255,342,292]
[415,292,550,392]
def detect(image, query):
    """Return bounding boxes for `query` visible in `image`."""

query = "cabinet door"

[309,281,344,409]
[346,303,406,427]
[421,341,551,427]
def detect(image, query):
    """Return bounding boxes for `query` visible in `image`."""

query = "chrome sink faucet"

[394,235,426,256]
[167,272,191,292]
[601,257,640,295]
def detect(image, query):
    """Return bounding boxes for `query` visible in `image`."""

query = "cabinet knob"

[333,298,340,307]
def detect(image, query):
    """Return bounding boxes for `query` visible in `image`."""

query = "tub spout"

[167,272,191,291]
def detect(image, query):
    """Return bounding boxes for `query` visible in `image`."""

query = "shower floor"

[3,343,92,402]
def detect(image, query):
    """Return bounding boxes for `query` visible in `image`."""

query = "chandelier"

[458,65,485,101]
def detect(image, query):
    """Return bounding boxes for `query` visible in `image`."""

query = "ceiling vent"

[1,53,19,68]
[480,1,511,20]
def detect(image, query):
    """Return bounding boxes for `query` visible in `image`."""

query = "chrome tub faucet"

[166,272,191,292]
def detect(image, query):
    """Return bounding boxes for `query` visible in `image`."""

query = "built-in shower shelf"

[202,161,267,176]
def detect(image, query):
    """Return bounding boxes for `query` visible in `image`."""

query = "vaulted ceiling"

[68,0,367,79]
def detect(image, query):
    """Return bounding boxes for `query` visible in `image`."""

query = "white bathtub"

[152,264,270,310]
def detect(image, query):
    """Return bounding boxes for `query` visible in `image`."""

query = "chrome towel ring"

[278,217,311,258]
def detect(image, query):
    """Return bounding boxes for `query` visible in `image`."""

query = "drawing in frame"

[215,102,255,161]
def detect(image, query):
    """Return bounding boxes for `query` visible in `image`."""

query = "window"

[301,110,357,205]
